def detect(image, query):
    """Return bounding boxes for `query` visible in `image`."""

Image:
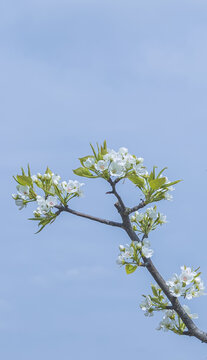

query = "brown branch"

[55,205,124,229]
[127,200,147,214]
[110,185,207,343]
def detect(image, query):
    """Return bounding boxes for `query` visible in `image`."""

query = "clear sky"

[1,0,207,359]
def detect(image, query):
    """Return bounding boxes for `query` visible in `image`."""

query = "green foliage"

[125,264,138,274]
[73,167,98,178]
[127,173,145,189]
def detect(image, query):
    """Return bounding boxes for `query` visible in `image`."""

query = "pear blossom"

[43,173,51,180]
[15,198,27,210]
[36,196,48,214]
[146,207,157,220]
[51,174,61,185]
[16,185,30,200]
[157,310,176,331]
[142,239,154,258]
[103,149,119,162]
[116,255,125,265]
[65,180,84,196]
[45,196,58,208]
[180,266,196,285]
[109,162,125,177]
[167,273,182,287]
[182,305,198,319]
[159,213,167,224]
[133,163,147,176]
[31,175,38,182]
[123,244,134,259]
[140,296,154,317]
[164,192,173,201]
[169,283,184,297]
[83,157,95,168]
[95,160,109,172]
[118,147,128,155]
[185,286,198,300]
[131,211,144,222]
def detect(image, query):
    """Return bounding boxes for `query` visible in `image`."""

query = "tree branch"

[55,205,124,229]
[110,186,207,343]
[127,200,147,214]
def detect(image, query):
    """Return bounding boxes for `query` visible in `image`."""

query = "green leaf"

[90,143,98,160]
[79,156,94,167]
[125,264,138,274]
[157,167,168,179]
[45,166,53,175]
[16,175,32,186]
[21,167,26,176]
[27,164,31,177]
[73,167,98,178]
[149,177,166,190]
[127,174,145,188]
[100,140,107,155]
[151,285,158,297]
[162,179,182,188]
[148,166,158,182]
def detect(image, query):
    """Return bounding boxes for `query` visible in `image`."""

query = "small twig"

[127,200,147,214]
[55,205,124,228]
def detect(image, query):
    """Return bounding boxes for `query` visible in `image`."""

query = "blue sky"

[1,1,207,359]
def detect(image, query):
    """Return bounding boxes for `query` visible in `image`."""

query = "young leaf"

[27,164,31,177]
[157,167,168,179]
[45,166,53,175]
[127,174,145,188]
[151,285,158,297]
[162,180,182,188]
[16,175,33,187]
[125,264,138,274]
[149,177,166,190]
[73,167,98,178]
[90,143,98,160]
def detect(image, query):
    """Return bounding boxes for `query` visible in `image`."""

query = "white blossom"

[15,198,27,210]
[133,163,147,176]
[16,185,30,200]
[169,283,184,297]
[109,161,125,177]
[131,211,144,222]
[83,157,95,168]
[180,266,196,285]
[95,160,109,172]
[146,207,157,220]
[142,239,154,258]
[118,147,128,155]
[164,192,173,201]
[140,296,154,317]
[65,180,84,196]
[52,174,61,185]
[159,213,167,224]
[182,305,198,319]
[167,273,182,287]
[31,175,38,182]
[157,310,176,332]
[45,196,58,208]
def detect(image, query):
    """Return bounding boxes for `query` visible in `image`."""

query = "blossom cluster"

[140,267,205,334]
[12,166,84,232]
[73,142,181,208]
[83,147,147,178]
[157,306,198,333]
[116,239,154,269]
[166,266,205,299]
[130,206,167,236]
